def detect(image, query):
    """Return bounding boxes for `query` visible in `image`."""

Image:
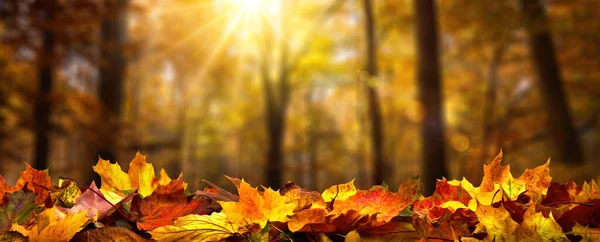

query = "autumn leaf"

[280,181,324,212]
[93,152,173,198]
[480,150,511,193]
[13,164,53,206]
[413,207,476,241]
[149,212,241,242]
[132,178,212,231]
[54,179,81,208]
[516,206,567,241]
[474,202,520,241]
[0,190,43,233]
[65,181,132,221]
[219,179,295,230]
[289,178,420,234]
[555,199,600,233]
[570,224,600,242]
[11,206,88,242]
[322,179,357,203]
[413,177,471,218]
[195,179,239,203]
[0,175,19,202]
[333,184,417,223]
[542,180,600,205]
[71,227,151,242]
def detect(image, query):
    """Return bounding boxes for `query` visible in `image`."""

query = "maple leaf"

[542,180,600,205]
[289,209,370,234]
[334,182,419,223]
[464,151,551,207]
[220,180,295,230]
[149,212,241,242]
[0,190,43,233]
[516,206,567,241]
[66,181,133,221]
[413,207,477,241]
[132,178,212,231]
[93,152,174,198]
[555,199,600,233]
[12,164,54,206]
[475,202,567,241]
[0,175,19,202]
[289,177,421,233]
[280,181,323,212]
[413,177,471,218]
[11,206,88,242]
[322,179,357,202]
[474,202,520,241]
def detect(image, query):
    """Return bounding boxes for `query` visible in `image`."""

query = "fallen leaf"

[132,178,212,230]
[93,152,173,198]
[322,179,357,202]
[71,226,151,242]
[219,180,295,230]
[149,212,240,242]
[14,164,53,206]
[12,206,88,242]
[0,190,43,233]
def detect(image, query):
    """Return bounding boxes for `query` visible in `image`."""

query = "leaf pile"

[1,151,600,241]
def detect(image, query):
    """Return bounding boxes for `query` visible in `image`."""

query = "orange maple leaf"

[219,179,295,231]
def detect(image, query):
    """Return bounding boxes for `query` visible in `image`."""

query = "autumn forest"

[1,0,599,197]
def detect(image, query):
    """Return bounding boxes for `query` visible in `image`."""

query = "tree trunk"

[263,73,285,188]
[362,0,385,186]
[33,8,56,170]
[97,0,129,164]
[414,0,447,195]
[519,0,584,165]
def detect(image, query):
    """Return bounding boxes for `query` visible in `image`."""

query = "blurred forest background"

[0,0,598,195]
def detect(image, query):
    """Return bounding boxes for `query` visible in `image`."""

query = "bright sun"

[238,0,263,13]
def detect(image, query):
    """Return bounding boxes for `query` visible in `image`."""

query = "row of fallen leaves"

[1,151,600,242]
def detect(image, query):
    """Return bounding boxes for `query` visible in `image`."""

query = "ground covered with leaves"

[1,152,599,241]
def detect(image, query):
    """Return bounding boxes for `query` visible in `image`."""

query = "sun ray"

[188,10,246,84]
[137,8,238,70]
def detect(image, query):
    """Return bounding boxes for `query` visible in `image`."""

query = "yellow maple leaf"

[457,151,551,207]
[322,179,357,202]
[93,152,174,198]
[516,207,567,241]
[474,203,520,241]
[11,206,88,242]
[150,212,240,242]
[220,180,295,230]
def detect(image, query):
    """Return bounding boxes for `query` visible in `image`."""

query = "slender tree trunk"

[263,76,285,188]
[414,0,447,195]
[519,0,584,165]
[362,0,385,185]
[97,0,129,164]
[33,8,56,170]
